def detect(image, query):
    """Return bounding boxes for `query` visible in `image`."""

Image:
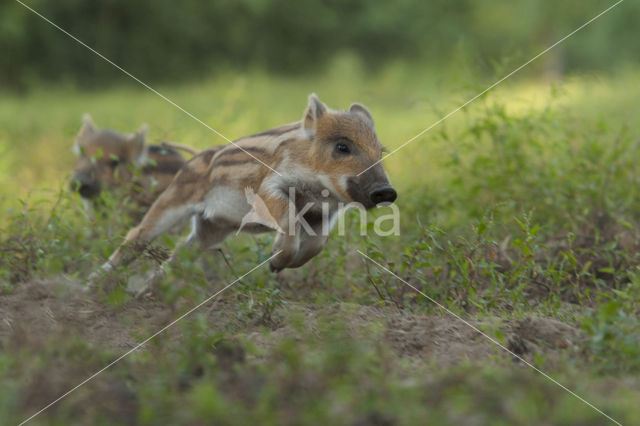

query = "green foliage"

[1,0,639,89]
[3,65,640,424]
[581,267,640,373]
[0,186,145,291]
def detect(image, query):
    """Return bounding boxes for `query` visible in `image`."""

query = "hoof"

[87,270,105,287]
[269,262,283,273]
[126,268,165,295]
[87,263,113,287]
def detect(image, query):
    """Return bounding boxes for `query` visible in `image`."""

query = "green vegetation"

[2,61,640,424]
[2,0,639,89]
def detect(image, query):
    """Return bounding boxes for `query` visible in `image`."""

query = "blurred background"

[4,3,640,424]
[0,0,638,202]
[1,0,639,89]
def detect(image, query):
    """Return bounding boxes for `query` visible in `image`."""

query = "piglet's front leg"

[258,193,300,272]
[270,231,300,272]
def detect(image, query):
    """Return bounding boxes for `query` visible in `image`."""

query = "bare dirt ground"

[0,278,582,367]
[0,277,592,425]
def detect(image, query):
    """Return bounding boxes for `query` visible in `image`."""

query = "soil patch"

[0,279,582,368]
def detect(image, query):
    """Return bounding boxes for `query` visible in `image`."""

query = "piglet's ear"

[77,113,97,139]
[130,124,148,164]
[302,93,327,136]
[137,124,148,140]
[349,103,374,129]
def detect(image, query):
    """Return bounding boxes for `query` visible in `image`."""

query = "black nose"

[71,179,100,198]
[369,186,397,205]
[79,183,100,198]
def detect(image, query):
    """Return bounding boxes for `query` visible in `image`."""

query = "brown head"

[302,94,397,209]
[70,115,148,199]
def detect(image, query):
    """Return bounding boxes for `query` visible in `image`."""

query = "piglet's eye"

[335,143,350,154]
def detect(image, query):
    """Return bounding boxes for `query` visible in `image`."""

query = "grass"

[2,60,640,424]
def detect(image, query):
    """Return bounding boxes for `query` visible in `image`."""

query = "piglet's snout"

[369,185,397,206]
[70,173,101,199]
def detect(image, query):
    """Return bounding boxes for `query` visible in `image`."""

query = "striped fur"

[71,115,197,209]
[94,94,397,283]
